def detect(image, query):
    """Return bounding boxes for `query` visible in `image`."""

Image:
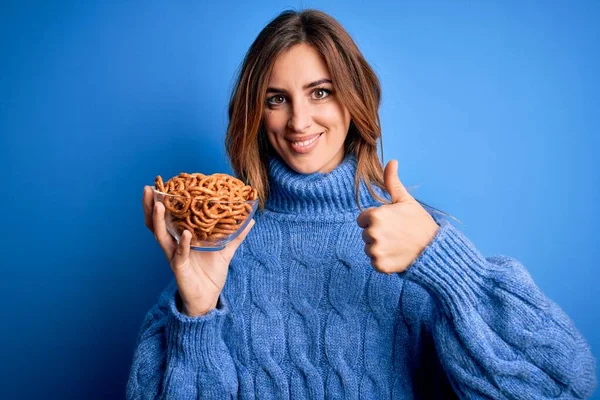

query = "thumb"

[221,219,255,258]
[384,160,411,204]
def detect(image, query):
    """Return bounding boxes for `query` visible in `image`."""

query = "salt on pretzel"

[154,172,257,242]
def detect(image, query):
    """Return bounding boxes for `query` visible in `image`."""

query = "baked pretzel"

[154,172,257,241]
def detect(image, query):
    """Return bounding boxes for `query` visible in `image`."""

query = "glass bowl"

[152,187,258,251]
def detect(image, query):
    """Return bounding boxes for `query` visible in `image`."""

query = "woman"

[128,9,596,399]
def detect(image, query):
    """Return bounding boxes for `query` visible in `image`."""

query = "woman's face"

[263,43,351,174]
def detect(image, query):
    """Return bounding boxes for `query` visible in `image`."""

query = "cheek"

[263,109,287,132]
[316,102,349,128]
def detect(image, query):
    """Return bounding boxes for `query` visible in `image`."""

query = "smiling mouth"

[287,132,323,146]
[287,132,324,154]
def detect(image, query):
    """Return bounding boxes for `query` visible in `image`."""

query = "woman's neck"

[264,153,386,215]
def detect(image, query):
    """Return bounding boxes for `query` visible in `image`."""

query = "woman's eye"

[267,95,286,105]
[312,88,331,100]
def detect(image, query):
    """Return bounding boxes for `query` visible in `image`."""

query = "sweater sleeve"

[402,219,597,399]
[126,280,238,399]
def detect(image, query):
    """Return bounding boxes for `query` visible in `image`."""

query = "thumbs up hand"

[356,160,439,274]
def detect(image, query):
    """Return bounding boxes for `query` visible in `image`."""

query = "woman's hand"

[357,160,439,274]
[142,186,254,316]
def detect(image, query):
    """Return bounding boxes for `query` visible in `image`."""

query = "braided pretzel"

[154,173,257,242]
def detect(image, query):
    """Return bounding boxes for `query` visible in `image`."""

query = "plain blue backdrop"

[1,0,598,398]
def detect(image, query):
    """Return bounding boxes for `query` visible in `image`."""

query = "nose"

[287,100,312,133]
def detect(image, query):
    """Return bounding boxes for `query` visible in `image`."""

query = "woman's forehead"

[269,44,331,86]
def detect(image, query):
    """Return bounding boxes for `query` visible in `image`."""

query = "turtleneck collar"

[265,153,388,215]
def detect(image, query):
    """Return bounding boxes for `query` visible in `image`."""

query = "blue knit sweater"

[127,155,596,399]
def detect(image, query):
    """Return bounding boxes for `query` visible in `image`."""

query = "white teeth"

[292,134,320,147]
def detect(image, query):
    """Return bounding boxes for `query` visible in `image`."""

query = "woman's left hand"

[357,160,440,274]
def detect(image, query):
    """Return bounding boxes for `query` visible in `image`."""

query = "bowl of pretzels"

[153,172,258,251]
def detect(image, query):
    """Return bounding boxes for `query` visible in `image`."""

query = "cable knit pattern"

[127,154,597,399]
[325,226,367,400]
[362,269,402,398]
[246,218,288,399]
[223,246,254,399]
[288,221,330,399]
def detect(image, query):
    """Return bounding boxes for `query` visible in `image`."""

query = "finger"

[361,228,373,244]
[171,229,191,272]
[221,219,255,260]
[153,202,177,260]
[363,244,387,274]
[384,160,411,204]
[143,186,155,232]
[364,242,374,259]
[356,208,374,228]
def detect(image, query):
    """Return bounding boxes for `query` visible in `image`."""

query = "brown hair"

[226,9,454,220]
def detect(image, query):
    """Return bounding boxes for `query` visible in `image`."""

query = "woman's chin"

[284,156,322,175]
[291,163,320,175]
[278,147,344,175]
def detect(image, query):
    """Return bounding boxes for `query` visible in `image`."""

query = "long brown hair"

[226,9,455,220]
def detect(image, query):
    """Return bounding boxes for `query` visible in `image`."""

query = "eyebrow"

[266,78,333,94]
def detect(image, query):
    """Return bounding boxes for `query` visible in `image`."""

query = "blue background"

[1,0,598,398]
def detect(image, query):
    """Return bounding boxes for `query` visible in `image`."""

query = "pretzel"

[154,172,257,242]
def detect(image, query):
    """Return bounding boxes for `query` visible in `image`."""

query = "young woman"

[128,9,596,399]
